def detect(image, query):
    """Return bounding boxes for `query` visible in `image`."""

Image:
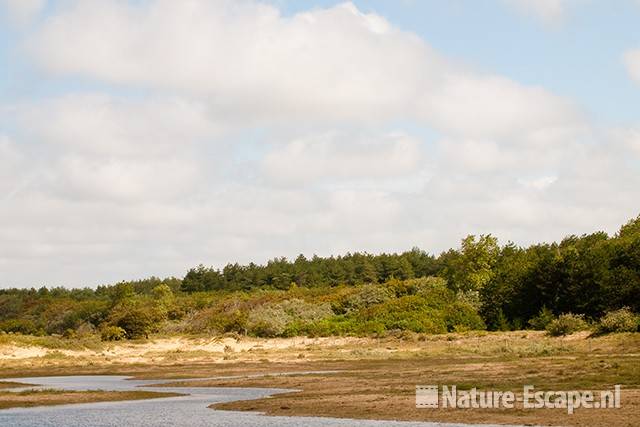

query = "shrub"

[546,313,589,336]
[528,306,555,330]
[304,317,359,337]
[385,277,415,296]
[304,319,335,337]
[444,301,486,332]
[597,308,639,334]
[279,299,333,322]
[355,320,386,336]
[108,302,160,339]
[0,319,38,335]
[494,309,511,331]
[75,321,96,337]
[248,299,334,337]
[412,276,452,304]
[212,309,248,334]
[151,284,177,319]
[247,305,290,337]
[193,295,251,334]
[343,285,393,313]
[359,295,448,334]
[100,325,127,341]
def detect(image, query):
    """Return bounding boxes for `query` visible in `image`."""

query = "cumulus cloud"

[610,126,640,156]
[7,94,219,203]
[0,135,28,199]
[0,0,637,287]
[25,0,582,143]
[15,94,220,156]
[421,73,585,142]
[1,0,45,27]
[28,1,438,123]
[263,131,425,186]
[0,94,221,285]
[624,49,640,85]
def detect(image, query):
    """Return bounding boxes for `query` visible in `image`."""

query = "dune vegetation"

[0,389,183,410]
[1,216,639,343]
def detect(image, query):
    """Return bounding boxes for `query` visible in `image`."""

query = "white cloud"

[0,0,638,287]
[50,155,199,202]
[504,0,568,23]
[624,49,640,85]
[1,0,45,27]
[421,73,584,142]
[16,94,220,156]
[0,135,27,199]
[518,175,557,190]
[0,94,222,285]
[263,131,425,186]
[610,126,640,156]
[6,94,219,203]
[28,1,438,123]
[25,0,581,144]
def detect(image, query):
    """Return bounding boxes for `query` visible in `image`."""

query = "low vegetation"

[545,313,589,336]
[0,389,183,410]
[0,381,32,389]
[1,216,639,341]
[596,307,640,334]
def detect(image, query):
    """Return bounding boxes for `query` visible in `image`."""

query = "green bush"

[444,301,486,332]
[0,319,38,335]
[248,298,334,337]
[247,305,290,337]
[214,310,248,334]
[279,299,333,321]
[100,325,127,341]
[412,276,452,303]
[528,306,555,330]
[108,301,160,339]
[354,320,386,336]
[546,313,589,336]
[304,319,337,337]
[343,285,393,313]
[194,294,251,334]
[597,308,639,334]
[359,295,448,334]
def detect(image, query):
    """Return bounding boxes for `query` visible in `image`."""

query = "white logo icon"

[416,385,438,408]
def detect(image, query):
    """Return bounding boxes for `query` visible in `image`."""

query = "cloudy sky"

[0,0,639,288]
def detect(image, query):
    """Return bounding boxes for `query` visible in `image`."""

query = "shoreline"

[0,389,184,410]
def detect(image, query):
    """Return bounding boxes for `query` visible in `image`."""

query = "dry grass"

[0,381,33,389]
[199,359,639,427]
[0,389,183,409]
[0,331,638,426]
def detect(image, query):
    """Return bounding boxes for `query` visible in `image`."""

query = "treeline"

[181,217,640,326]
[0,216,638,339]
[180,249,439,292]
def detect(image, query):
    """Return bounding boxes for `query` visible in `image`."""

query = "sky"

[0,0,639,288]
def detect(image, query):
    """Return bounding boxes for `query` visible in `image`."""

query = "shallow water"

[0,375,522,427]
